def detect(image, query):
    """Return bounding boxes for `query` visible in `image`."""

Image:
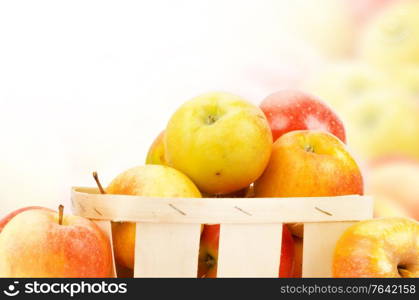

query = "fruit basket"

[71,187,373,278]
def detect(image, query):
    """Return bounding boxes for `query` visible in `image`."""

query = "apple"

[0,206,113,277]
[303,61,391,111]
[198,224,295,278]
[260,89,346,143]
[291,236,303,278]
[367,156,419,220]
[145,131,167,165]
[254,130,363,197]
[333,217,419,277]
[165,91,272,195]
[103,165,201,270]
[341,89,419,161]
[359,0,419,67]
[0,206,51,233]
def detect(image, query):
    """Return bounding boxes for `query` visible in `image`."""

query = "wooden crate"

[71,187,373,278]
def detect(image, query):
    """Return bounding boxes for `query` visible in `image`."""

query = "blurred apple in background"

[345,0,399,26]
[0,207,113,277]
[359,0,419,67]
[198,224,295,278]
[106,165,201,271]
[394,66,419,102]
[367,156,419,220]
[341,89,419,161]
[165,92,272,195]
[260,89,346,143]
[255,130,363,198]
[280,0,356,58]
[303,61,390,110]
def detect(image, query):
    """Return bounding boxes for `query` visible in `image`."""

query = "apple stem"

[58,205,64,225]
[93,171,106,194]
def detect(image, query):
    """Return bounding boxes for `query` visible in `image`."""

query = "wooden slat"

[217,224,282,277]
[72,187,372,224]
[133,223,201,277]
[302,221,356,278]
[93,220,117,278]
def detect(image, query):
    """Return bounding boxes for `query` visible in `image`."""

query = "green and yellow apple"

[106,165,201,270]
[165,92,272,195]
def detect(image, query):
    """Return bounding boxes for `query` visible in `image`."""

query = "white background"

[0,1,339,215]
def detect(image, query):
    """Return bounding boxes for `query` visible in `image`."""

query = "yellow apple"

[359,0,419,67]
[165,92,272,195]
[145,131,167,165]
[341,89,419,161]
[106,165,201,270]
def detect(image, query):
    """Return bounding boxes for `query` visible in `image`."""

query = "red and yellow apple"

[145,131,167,165]
[198,224,295,278]
[165,92,272,195]
[254,130,364,198]
[260,89,346,143]
[0,207,113,277]
[333,217,419,277]
[106,164,201,270]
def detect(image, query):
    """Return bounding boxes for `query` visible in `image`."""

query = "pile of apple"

[0,90,418,278]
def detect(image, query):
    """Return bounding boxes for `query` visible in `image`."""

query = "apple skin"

[333,217,419,278]
[198,224,295,278]
[106,165,201,270]
[145,131,167,165]
[165,92,273,195]
[0,206,52,234]
[254,130,364,198]
[367,156,419,220]
[260,90,346,143]
[0,208,113,277]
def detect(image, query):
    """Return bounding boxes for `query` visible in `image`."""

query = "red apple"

[198,224,295,278]
[0,206,113,277]
[260,90,346,143]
